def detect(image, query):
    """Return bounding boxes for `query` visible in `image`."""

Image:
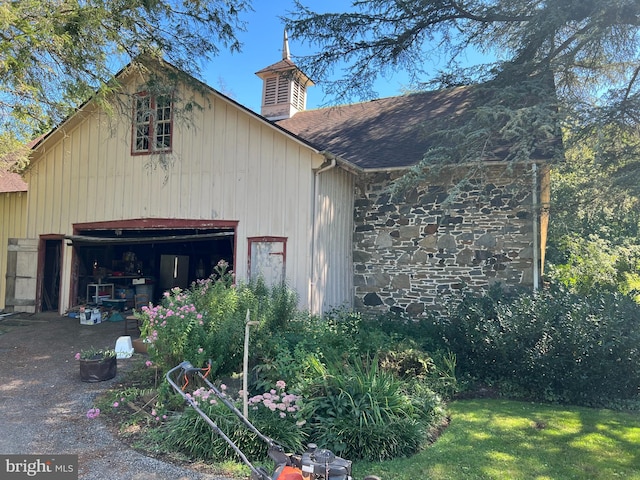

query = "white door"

[249,238,286,287]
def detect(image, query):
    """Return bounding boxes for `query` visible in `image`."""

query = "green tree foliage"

[286,0,639,111]
[285,0,640,182]
[547,131,640,296]
[0,0,251,160]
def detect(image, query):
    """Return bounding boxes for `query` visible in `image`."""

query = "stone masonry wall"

[353,166,537,316]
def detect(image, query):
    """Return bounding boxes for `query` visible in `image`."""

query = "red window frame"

[131,92,173,155]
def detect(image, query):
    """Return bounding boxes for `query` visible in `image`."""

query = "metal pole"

[243,310,259,418]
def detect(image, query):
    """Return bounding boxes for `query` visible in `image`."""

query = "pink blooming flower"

[198,348,203,353]
[276,380,286,390]
[145,360,153,367]
[112,402,119,408]
[74,353,81,360]
[220,384,227,391]
[86,408,100,419]
[280,412,287,418]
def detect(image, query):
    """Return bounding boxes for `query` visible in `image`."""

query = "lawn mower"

[166,361,381,480]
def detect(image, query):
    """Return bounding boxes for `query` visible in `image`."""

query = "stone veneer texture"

[353,166,537,316]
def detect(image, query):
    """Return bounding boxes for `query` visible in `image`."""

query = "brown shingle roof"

[277,86,475,170]
[0,172,28,193]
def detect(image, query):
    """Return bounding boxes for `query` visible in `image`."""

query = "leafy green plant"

[298,356,446,461]
[75,345,116,360]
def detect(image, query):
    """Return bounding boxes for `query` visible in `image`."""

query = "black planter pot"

[79,356,117,382]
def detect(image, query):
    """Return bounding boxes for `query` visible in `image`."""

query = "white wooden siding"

[0,192,28,310]
[24,81,327,313]
[311,166,355,312]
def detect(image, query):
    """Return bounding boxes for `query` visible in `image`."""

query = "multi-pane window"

[132,93,173,154]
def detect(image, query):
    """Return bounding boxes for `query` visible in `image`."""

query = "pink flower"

[75,353,81,360]
[86,408,100,419]
[145,360,153,367]
[113,402,119,408]
[276,380,286,390]
[220,384,227,391]
[198,348,203,353]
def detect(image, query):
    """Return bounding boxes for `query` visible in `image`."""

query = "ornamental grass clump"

[298,356,442,461]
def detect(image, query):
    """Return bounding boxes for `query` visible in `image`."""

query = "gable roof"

[277,87,476,170]
[28,58,324,168]
[0,172,28,193]
[277,81,559,170]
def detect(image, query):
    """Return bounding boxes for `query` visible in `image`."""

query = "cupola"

[255,30,314,120]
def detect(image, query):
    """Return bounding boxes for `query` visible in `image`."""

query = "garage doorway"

[69,219,237,307]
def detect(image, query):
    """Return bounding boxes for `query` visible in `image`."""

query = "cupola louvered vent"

[255,30,314,120]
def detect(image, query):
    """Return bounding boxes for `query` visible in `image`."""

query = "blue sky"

[201,0,413,113]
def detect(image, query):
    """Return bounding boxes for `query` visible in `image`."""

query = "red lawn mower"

[166,361,381,480]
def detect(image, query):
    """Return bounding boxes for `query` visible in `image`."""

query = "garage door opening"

[69,219,236,307]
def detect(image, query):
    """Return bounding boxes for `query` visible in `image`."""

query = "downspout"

[310,155,337,314]
[532,163,539,292]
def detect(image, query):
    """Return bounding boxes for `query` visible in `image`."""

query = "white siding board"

[22,80,332,313]
[312,167,355,312]
[0,192,28,310]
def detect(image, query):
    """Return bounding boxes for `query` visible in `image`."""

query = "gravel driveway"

[0,311,232,480]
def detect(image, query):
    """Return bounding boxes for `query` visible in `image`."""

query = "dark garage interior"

[70,226,235,307]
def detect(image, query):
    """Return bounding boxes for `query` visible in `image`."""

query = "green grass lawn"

[353,399,640,480]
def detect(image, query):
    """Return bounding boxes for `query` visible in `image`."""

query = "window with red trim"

[132,93,173,154]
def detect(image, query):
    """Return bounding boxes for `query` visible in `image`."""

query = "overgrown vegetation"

[98,265,639,475]
[122,265,451,465]
[435,284,640,407]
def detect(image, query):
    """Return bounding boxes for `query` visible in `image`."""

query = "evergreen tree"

[0,0,252,163]
[286,0,640,174]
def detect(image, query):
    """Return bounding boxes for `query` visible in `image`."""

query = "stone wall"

[352,165,538,316]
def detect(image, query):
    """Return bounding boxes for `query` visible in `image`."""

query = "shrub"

[139,264,302,378]
[440,284,640,406]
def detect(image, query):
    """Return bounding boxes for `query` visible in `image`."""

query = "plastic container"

[94,295,111,305]
[114,336,134,359]
[80,308,101,325]
[135,284,154,300]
